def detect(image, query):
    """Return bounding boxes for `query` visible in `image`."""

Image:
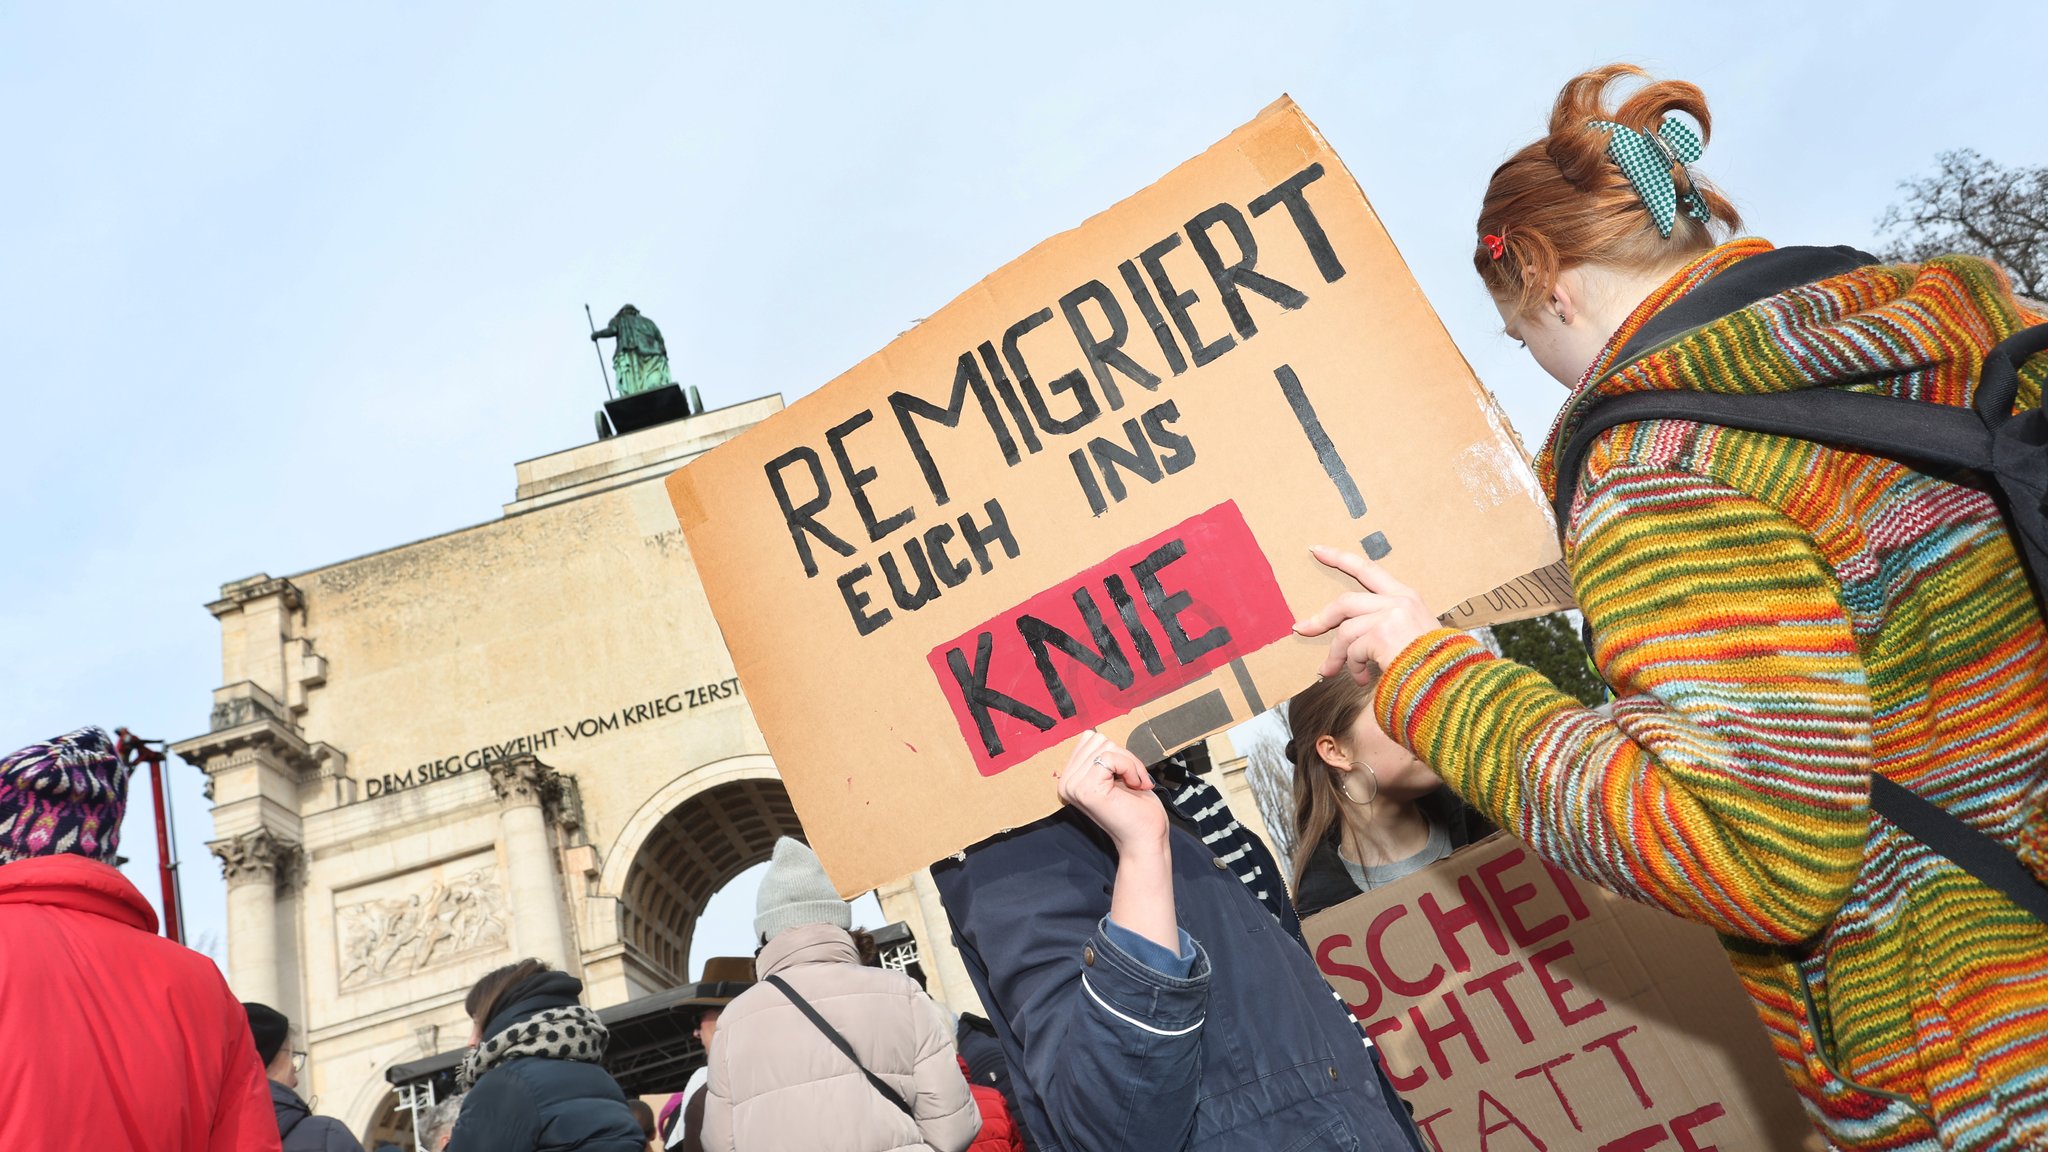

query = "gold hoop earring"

[1335,766,1378,806]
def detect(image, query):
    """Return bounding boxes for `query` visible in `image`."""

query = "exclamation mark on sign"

[1273,364,1390,559]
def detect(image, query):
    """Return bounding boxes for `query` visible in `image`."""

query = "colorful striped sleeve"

[1374,462,1874,944]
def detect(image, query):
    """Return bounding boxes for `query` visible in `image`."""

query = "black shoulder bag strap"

[763,974,916,1118]
[1551,323,2048,926]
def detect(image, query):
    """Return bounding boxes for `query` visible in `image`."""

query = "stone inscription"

[338,867,508,990]
[359,677,742,800]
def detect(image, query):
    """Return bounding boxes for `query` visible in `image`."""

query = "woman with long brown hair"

[1296,63,2048,1150]
[1284,673,1491,918]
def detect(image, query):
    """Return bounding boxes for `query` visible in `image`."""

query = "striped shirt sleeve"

[1374,462,1873,944]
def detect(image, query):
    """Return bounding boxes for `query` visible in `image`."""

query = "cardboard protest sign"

[1440,560,1576,631]
[1303,835,1814,1152]
[667,97,1561,895]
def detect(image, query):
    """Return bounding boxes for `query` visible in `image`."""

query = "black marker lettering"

[1138,232,1233,368]
[837,563,892,636]
[1003,308,1099,436]
[890,352,1019,506]
[1060,279,1159,409]
[1018,588,1135,719]
[1249,163,1345,283]
[1133,539,1231,664]
[1187,202,1308,339]
[826,409,913,543]
[947,631,1057,757]
[766,447,855,578]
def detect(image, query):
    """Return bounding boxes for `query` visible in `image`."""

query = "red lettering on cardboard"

[1671,1102,1727,1152]
[1477,847,1569,947]
[1514,1052,1583,1131]
[1371,902,1446,997]
[1420,875,1510,974]
[1414,1108,1455,1152]
[1597,1125,1673,1152]
[1368,1015,1426,1093]
[1582,1025,1653,1109]
[1476,1089,1548,1151]
[1412,990,1489,1082]
[1541,858,1594,921]
[928,500,1291,775]
[1314,934,1382,1020]
[1530,938,1606,1027]
[1464,960,1536,1044]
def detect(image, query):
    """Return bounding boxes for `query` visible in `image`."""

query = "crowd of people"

[5,62,2045,1151]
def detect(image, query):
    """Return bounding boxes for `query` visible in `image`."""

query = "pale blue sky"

[4,2,2043,971]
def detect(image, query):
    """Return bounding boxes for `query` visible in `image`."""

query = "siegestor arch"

[602,754,802,988]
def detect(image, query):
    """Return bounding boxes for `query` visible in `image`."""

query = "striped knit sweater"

[1374,239,2048,1151]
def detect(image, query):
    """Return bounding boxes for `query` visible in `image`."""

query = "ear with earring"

[1333,761,1378,806]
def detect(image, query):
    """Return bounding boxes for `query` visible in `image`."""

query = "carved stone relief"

[337,867,507,991]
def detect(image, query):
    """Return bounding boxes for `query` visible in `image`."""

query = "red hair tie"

[1483,233,1508,261]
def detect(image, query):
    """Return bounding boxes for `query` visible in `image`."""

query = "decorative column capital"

[210,828,300,888]
[488,754,555,810]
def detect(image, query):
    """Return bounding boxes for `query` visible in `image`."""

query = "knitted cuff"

[1371,628,1495,756]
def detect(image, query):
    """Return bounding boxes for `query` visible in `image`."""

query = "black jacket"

[1291,787,1497,920]
[272,1081,365,1152]
[446,972,644,1152]
[934,809,1425,1152]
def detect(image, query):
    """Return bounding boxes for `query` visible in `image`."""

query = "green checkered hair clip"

[1588,115,1712,239]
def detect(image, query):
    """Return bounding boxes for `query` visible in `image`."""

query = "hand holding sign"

[666,98,1563,895]
[1294,545,1440,685]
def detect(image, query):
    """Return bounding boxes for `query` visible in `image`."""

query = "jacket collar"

[0,854,156,933]
[269,1079,310,1120]
[756,921,860,978]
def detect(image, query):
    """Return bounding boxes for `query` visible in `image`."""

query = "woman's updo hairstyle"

[1476,64,1741,317]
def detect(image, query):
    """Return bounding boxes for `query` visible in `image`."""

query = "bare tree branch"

[1877,150,2048,298]
[1244,737,1298,867]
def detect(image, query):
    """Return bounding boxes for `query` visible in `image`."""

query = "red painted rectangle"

[927,500,1291,776]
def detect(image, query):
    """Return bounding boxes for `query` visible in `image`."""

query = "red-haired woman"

[1297,65,2048,1151]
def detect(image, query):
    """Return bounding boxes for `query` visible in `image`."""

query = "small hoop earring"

[1335,766,1379,806]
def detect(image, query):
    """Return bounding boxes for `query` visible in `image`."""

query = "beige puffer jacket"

[701,923,979,1152]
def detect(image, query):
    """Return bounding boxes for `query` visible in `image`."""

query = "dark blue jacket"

[446,974,645,1152]
[272,1080,364,1152]
[933,810,1425,1152]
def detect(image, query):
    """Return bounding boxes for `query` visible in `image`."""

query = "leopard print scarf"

[458,1005,610,1090]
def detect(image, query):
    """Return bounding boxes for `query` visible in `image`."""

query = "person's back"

[0,728,276,1152]
[249,1002,367,1152]
[702,839,977,1152]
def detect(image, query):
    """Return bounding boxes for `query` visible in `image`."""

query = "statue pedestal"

[599,384,694,438]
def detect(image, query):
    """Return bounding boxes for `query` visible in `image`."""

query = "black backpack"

[1551,245,2048,924]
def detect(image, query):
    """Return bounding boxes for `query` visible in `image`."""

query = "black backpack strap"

[1608,245,1878,370]
[1870,775,2048,921]
[763,974,916,1119]
[1550,387,1994,528]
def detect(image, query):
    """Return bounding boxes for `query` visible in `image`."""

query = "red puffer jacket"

[960,1057,1024,1152]
[0,854,279,1151]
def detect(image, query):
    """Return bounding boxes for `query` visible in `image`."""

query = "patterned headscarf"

[0,726,130,865]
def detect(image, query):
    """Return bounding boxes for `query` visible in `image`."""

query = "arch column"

[210,828,299,1007]
[489,755,573,969]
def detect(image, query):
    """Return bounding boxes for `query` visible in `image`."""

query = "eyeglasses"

[290,1051,308,1073]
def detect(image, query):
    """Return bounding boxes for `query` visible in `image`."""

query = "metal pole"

[116,729,181,942]
[585,304,616,400]
[149,756,182,943]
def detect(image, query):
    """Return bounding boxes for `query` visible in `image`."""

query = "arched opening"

[620,777,802,989]
[364,1089,415,1150]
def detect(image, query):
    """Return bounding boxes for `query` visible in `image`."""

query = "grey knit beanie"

[754,837,850,943]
